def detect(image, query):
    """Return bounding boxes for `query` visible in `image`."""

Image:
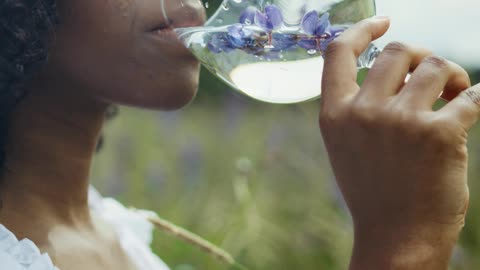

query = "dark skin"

[321,18,476,270]
[0,0,477,269]
[0,0,205,269]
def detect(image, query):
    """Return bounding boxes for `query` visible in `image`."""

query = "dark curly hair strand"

[0,0,58,169]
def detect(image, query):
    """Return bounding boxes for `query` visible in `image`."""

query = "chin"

[157,65,201,110]
[161,70,201,110]
[158,85,199,110]
[136,74,200,111]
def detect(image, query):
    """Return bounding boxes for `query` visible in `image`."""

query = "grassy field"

[90,68,480,270]
[91,93,352,270]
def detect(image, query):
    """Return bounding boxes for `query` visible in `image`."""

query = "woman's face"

[41,0,206,110]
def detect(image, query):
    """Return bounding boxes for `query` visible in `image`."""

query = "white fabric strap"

[88,187,171,270]
[0,225,58,270]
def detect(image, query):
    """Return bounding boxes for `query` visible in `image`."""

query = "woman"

[0,0,477,269]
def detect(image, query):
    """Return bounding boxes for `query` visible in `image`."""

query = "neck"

[0,84,108,232]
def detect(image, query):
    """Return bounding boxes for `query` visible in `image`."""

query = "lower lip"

[148,28,197,59]
[149,28,180,42]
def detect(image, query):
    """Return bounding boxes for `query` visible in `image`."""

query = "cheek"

[45,0,201,110]
[101,59,202,110]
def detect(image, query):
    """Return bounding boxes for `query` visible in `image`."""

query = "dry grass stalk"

[144,213,249,270]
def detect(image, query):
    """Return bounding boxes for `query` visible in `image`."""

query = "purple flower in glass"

[207,23,256,54]
[207,32,235,54]
[239,6,257,25]
[320,25,346,51]
[254,5,283,31]
[297,11,345,52]
[297,39,317,50]
[326,25,345,37]
[301,11,331,36]
[272,33,297,51]
[227,23,254,48]
[297,11,331,51]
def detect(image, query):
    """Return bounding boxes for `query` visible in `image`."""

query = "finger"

[436,74,471,102]
[439,84,480,130]
[358,42,432,100]
[397,56,471,109]
[322,16,390,108]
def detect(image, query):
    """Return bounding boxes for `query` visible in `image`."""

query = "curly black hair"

[0,0,59,170]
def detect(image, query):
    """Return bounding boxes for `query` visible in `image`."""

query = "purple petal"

[320,37,336,52]
[320,27,345,52]
[227,24,245,47]
[227,23,253,48]
[314,12,330,35]
[207,43,222,53]
[297,39,317,50]
[239,6,258,24]
[208,33,235,53]
[272,33,297,51]
[207,38,224,53]
[254,10,270,30]
[228,24,243,39]
[301,10,318,35]
[326,25,346,37]
[264,5,283,29]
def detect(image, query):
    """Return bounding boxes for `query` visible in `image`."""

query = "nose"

[162,0,207,28]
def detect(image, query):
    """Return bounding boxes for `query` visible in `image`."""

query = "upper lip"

[148,5,206,32]
[149,22,171,32]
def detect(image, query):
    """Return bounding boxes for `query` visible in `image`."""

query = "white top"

[0,187,171,270]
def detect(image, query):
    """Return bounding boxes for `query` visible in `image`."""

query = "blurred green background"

[91,1,480,269]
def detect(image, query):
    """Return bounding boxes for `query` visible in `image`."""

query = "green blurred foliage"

[92,98,352,270]
[90,2,480,269]
[91,69,480,270]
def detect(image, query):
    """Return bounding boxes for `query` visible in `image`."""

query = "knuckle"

[387,108,414,130]
[319,111,334,128]
[383,41,410,55]
[422,55,449,70]
[460,69,472,87]
[319,107,341,128]
[414,116,459,146]
[452,67,472,89]
[383,106,429,136]
[461,68,471,81]
[324,40,348,58]
[460,87,480,106]
[452,62,470,79]
[426,119,455,144]
[349,101,379,126]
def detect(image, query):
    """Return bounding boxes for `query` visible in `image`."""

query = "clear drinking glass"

[162,0,379,104]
